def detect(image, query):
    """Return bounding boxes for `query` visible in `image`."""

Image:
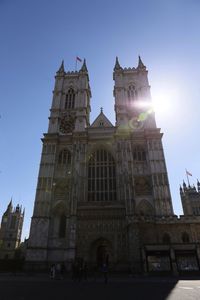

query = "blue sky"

[0,0,200,239]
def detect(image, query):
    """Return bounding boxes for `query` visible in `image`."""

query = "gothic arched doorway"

[90,238,112,267]
[96,245,109,267]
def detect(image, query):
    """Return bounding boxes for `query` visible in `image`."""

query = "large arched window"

[88,149,116,201]
[65,88,75,109]
[58,149,71,165]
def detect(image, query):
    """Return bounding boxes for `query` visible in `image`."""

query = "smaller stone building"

[136,215,200,275]
[180,180,200,216]
[139,181,200,275]
[0,200,24,259]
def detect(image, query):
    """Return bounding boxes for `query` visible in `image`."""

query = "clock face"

[59,114,75,134]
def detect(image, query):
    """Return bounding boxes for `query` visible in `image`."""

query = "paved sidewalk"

[0,274,200,300]
[0,272,198,282]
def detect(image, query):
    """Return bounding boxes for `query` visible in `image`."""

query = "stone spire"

[80,58,88,72]
[114,56,122,71]
[197,179,200,192]
[56,60,65,74]
[180,185,183,194]
[137,55,146,70]
[4,198,13,215]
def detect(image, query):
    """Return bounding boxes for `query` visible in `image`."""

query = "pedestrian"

[72,260,79,282]
[101,263,108,284]
[56,262,61,279]
[72,260,76,281]
[77,259,83,282]
[60,263,65,279]
[93,265,98,282]
[83,261,88,281]
[50,264,55,279]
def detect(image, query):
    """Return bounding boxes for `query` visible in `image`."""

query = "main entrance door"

[90,238,112,267]
[96,245,109,267]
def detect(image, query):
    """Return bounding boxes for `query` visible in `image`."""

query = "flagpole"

[75,56,82,71]
[75,56,77,71]
[185,169,190,186]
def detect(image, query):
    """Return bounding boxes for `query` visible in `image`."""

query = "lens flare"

[151,88,179,114]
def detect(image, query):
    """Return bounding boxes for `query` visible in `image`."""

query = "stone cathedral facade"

[26,57,200,274]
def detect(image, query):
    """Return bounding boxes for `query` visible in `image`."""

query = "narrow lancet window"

[65,88,75,109]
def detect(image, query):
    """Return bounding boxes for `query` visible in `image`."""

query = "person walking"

[83,261,88,281]
[56,262,61,279]
[101,263,108,284]
[50,264,56,279]
[60,263,65,279]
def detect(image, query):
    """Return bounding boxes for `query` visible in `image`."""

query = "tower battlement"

[180,181,200,215]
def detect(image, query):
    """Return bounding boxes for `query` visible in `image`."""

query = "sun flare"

[151,87,180,115]
[152,91,171,114]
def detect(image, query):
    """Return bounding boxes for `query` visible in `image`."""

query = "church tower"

[114,56,154,129]
[0,200,24,259]
[26,60,91,267]
[48,59,91,134]
[113,56,173,216]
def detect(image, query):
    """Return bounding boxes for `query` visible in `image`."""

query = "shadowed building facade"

[26,57,200,274]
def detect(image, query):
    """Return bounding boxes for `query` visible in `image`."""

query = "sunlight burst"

[151,88,179,115]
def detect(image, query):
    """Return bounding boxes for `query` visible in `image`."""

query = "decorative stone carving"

[135,176,152,196]
[136,199,154,216]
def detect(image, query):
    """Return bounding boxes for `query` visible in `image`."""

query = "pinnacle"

[80,58,88,72]
[56,60,65,74]
[137,55,146,70]
[114,56,122,71]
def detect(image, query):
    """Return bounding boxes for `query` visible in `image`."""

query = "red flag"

[76,56,82,62]
[186,170,192,176]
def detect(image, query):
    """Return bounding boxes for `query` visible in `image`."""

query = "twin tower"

[26,57,173,272]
